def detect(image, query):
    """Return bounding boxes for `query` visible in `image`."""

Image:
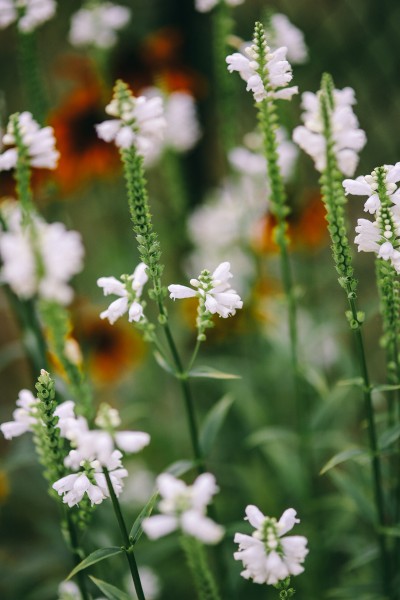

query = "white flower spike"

[0,389,39,439]
[0,0,56,32]
[234,505,308,585]
[97,262,148,325]
[69,2,130,49]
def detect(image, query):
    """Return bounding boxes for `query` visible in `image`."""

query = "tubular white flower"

[142,473,224,544]
[97,262,148,325]
[168,261,243,319]
[0,0,56,31]
[0,207,84,304]
[226,29,298,103]
[269,13,308,64]
[69,2,130,49]
[0,389,39,439]
[0,111,59,172]
[96,87,166,160]
[234,505,308,585]
[195,0,244,13]
[293,87,366,177]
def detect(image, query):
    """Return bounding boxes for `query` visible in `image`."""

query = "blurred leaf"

[188,366,240,379]
[199,394,234,456]
[165,459,196,477]
[246,427,298,449]
[379,525,400,538]
[372,383,400,392]
[337,377,364,388]
[300,364,329,398]
[344,544,378,571]
[66,547,123,580]
[89,576,130,600]
[129,490,159,542]
[153,351,176,376]
[330,470,375,524]
[379,423,400,449]
[320,448,368,475]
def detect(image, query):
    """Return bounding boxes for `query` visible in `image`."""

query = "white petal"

[115,431,150,453]
[181,510,224,544]
[245,504,266,529]
[168,284,197,299]
[142,515,178,539]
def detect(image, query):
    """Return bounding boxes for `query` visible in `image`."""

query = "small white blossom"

[226,28,298,103]
[293,87,366,177]
[97,262,148,325]
[168,261,243,318]
[0,206,84,304]
[69,2,130,49]
[0,0,56,32]
[195,0,244,13]
[96,85,166,159]
[234,505,308,585]
[0,111,59,172]
[0,389,39,439]
[142,473,224,544]
[269,14,308,64]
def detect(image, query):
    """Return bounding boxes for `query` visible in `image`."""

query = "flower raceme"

[293,86,366,177]
[0,111,59,172]
[97,262,148,325]
[95,81,166,159]
[343,164,400,271]
[69,2,130,49]
[142,473,224,544]
[234,505,308,585]
[168,261,243,319]
[0,389,38,439]
[226,22,298,103]
[0,0,56,32]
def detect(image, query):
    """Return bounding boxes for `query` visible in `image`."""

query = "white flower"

[343,163,400,214]
[195,0,244,13]
[0,111,59,172]
[234,505,308,585]
[97,262,148,325]
[96,84,166,159]
[0,207,84,304]
[168,261,243,318]
[226,29,298,103]
[269,14,308,64]
[0,389,38,439]
[69,2,130,49]
[142,473,224,544]
[293,87,366,177]
[0,0,56,32]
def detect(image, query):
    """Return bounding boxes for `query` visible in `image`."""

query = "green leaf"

[372,383,400,392]
[320,448,368,475]
[199,394,234,456]
[246,427,298,449]
[89,576,130,600]
[379,423,400,449]
[336,377,364,388]
[188,366,240,380]
[153,351,176,375]
[129,490,159,542]
[379,525,400,538]
[66,547,123,580]
[165,459,196,477]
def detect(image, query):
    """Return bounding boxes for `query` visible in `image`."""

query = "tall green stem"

[17,31,48,124]
[65,512,90,600]
[103,469,146,600]
[180,535,221,600]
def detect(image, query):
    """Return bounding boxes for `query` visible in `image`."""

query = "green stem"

[103,469,146,600]
[162,150,189,218]
[65,512,90,600]
[17,30,48,124]
[180,535,221,600]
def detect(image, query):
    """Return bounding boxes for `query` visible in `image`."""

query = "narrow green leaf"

[320,448,368,475]
[246,427,298,449]
[129,490,159,542]
[379,525,400,538]
[200,394,234,456]
[379,423,400,449]
[165,459,196,477]
[66,547,123,580]
[372,383,400,392]
[188,365,240,380]
[89,576,130,600]
[336,377,364,388]
[153,351,176,375]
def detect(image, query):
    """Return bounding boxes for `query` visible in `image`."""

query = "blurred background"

[1,1,400,598]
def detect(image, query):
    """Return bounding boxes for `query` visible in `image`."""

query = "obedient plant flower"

[226,24,298,103]
[195,0,244,13]
[343,164,400,271]
[0,205,84,304]
[268,13,308,64]
[293,86,366,177]
[142,473,224,544]
[69,2,130,49]
[0,111,59,172]
[97,262,148,325]
[0,0,56,32]
[95,82,166,159]
[234,505,308,585]
[168,261,243,319]
[0,389,38,439]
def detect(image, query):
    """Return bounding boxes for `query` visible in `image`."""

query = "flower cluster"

[226,23,298,103]
[234,505,308,585]
[293,86,366,177]
[343,164,400,270]
[0,389,38,439]
[97,262,148,325]
[195,0,244,13]
[0,111,59,172]
[69,2,130,49]
[0,0,56,32]
[96,82,166,159]
[142,473,224,544]
[0,204,84,305]
[268,13,308,64]
[168,261,243,319]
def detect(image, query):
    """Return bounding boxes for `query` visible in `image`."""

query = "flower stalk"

[180,534,221,600]
[17,30,47,125]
